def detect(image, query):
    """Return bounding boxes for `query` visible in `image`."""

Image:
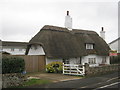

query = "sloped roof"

[109,37,120,44]
[26,25,110,58]
[2,41,28,47]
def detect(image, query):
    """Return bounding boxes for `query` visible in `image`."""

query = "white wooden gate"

[63,63,85,76]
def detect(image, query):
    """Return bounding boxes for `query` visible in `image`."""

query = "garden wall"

[85,64,119,76]
[2,73,27,88]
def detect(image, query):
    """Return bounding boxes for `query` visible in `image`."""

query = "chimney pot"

[102,27,104,31]
[67,11,69,15]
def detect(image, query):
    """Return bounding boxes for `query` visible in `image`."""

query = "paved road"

[28,72,120,89]
[94,82,120,89]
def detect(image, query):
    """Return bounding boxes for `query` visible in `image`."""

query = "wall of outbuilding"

[3,46,26,55]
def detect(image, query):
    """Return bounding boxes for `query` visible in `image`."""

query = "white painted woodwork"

[63,63,85,76]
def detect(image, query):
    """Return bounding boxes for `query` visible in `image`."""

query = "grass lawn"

[9,78,51,88]
[23,78,51,86]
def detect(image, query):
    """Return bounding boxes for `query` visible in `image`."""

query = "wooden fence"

[13,55,46,73]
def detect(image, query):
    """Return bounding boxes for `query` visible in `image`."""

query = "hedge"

[46,61,63,73]
[2,56,25,74]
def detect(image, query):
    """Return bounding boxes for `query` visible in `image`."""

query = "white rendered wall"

[81,55,110,67]
[46,58,63,65]
[2,46,26,55]
[46,55,110,67]
[106,56,110,64]
[69,57,80,64]
[28,45,45,55]
[81,55,98,67]
[46,57,80,65]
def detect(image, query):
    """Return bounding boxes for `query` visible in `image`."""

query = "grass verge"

[9,78,51,88]
[23,78,51,86]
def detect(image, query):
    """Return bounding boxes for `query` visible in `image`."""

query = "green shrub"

[46,61,63,73]
[2,56,25,74]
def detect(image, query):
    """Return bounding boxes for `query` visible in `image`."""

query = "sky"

[0,0,119,43]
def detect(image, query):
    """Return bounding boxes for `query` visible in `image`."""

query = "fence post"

[83,65,85,75]
[63,63,64,74]
[76,65,78,75]
[70,64,71,74]
[84,63,89,76]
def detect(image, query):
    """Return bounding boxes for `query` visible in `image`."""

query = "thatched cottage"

[26,11,110,67]
[25,25,110,67]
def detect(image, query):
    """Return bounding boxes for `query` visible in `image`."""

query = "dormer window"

[86,44,94,49]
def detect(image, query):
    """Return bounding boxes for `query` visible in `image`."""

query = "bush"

[2,56,25,74]
[46,61,63,73]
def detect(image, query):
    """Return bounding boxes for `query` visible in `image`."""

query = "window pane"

[88,58,96,64]
[11,48,14,51]
[86,44,93,49]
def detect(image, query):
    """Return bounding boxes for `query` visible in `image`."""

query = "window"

[86,44,94,49]
[63,59,69,64]
[19,49,22,51]
[102,57,106,64]
[11,48,14,51]
[88,58,96,64]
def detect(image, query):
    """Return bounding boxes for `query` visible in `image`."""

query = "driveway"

[26,72,82,83]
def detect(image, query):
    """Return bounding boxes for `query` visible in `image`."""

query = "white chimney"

[64,11,72,30]
[100,27,105,40]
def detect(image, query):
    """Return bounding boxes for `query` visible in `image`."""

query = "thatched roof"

[26,25,110,59]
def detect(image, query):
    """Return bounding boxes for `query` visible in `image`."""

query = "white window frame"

[88,58,96,64]
[86,44,94,49]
